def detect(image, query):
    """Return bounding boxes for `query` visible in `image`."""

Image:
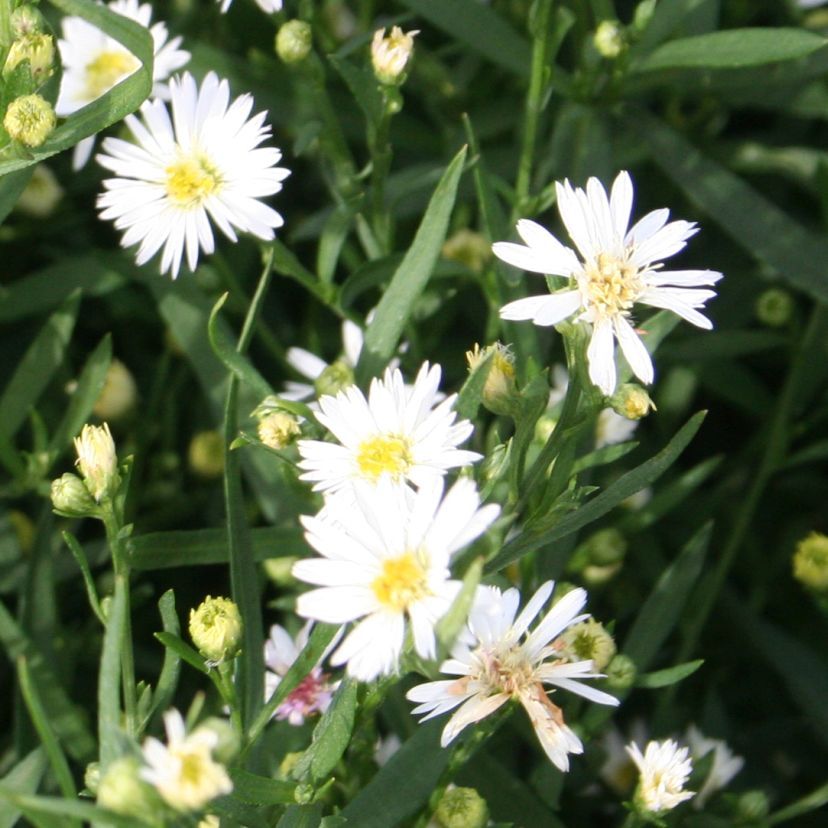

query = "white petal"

[586,319,617,396]
[614,316,654,386]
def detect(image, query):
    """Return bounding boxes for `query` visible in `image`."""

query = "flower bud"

[466,342,519,417]
[4,33,55,82]
[605,653,636,690]
[258,411,301,449]
[264,555,299,585]
[4,93,56,147]
[97,756,163,823]
[276,20,312,64]
[579,528,627,567]
[15,163,63,217]
[371,26,418,86]
[736,790,770,821]
[189,596,243,664]
[594,20,625,59]
[793,531,828,592]
[755,287,794,328]
[434,786,489,828]
[195,717,241,764]
[558,618,617,671]
[84,762,101,795]
[314,360,354,398]
[534,413,557,444]
[188,430,224,479]
[294,782,315,804]
[609,384,655,421]
[51,472,98,517]
[11,5,46,37]
[198,817,220,828]
[442,229,491,274]
[74,423,120,503]
[93,359,138,421]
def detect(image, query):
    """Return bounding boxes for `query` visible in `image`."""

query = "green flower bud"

[188,430,225,479]
[736,790,770,821]
[195,717,241,764]
[84,762,101,795]
[97,756,163,823]
[4,93,56,147]
[314,360,354,398]
[755,287,794,328]
[93,359,137,421]
[4,33,55,82]
[189,596,243,664]
[258,411,301,449]
[605,653,636,690]
[558,618,617,671]
[11,5,46,37]
[466,342,519,417]
[294,781,315,804]
[434,786,489,828]
[442,228,491,274]
[594,20,625,59]
[371,26,418,86]
[609,383,655,421]
[51,473,98,517]
[580,528,627,567]
[15,163,63,218]
[793,531,828,592]
[263,556,299,585]
[276,20,312,64]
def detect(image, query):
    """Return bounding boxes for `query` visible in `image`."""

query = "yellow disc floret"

[356,434,413,482]
[165,157,221,208]
[372,552,429,611]
[583,252,642,319]
[83,51,139,100]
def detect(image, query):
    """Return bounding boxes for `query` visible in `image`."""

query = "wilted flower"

[685,725,744,808]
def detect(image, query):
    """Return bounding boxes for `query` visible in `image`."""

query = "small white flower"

[97,71,290,278]
[626,738,695,813]
[297,362,480,496]
[56,0,190,169]
[493,171,722,395]
[264,621,338,725]
[407,582,618,772]
[217,0,283,12]
[685,725,743,808]
[371,26,419,85]
[74,422,119,502]
[293,477,499,682]
[141,709,233,812]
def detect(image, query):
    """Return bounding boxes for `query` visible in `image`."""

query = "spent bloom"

[407,582,618,772]
[74,423,119,502]
[371,26,419,85]
[264,621,338,725]
[626,738,695,813]
[685,725,744,808]
[141,709,233,812]
[293,478,499,681]
[97,71,290,278]
[493,171,722,395]
[56,0,190,169]
[297,362,480,496]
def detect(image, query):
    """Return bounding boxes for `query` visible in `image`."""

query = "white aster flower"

[56,0,190,169]
[685,725,743,808]
[626,738,695,813]
[74,422,119,502]
[297,362,480,496]
[407,582,618,772]
[493,171,722,395]
[293,477,500,682]
[141,709,233,812]
[217,0,283,13]
[97,71,290,278]
[264,621,338,725]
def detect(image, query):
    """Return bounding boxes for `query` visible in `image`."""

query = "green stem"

[768,779,828,824]
[513,0,554,219]
[369,94,396,253]
[0,0,12,51]
[677,303,828,664]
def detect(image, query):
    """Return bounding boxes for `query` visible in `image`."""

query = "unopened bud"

[371,26,418,86]
[93,359,137,421]
[594,20,625,59]
[609,384,655,421]
[558,618,617,671]
[276,20,312,64]
[195,717,241,764]
[294,781,315,804]
[15,163,63,217]
[442,229,491,274]
[793,531,828,592]
[314,360,354,398]
[579,528,627,567]
[434,786,489,828]
[74,423,120,503]
[188,430,224,479]
[4,33,55,82]
[4,94,56,147]
[736,790,769,821]
[258,411,301,449]
[264,556,299,585]
[189,596,243,664]
[755,287,794,328]
[51,472,98,517]
[605,653,636,690]
[466,342,519,417]
[11,5,46,37]
[84,762,101,795]
[97,756,163,822]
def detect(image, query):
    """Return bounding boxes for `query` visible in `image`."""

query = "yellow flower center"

[372,552,429,611]
[479,644,535,696]
[178,749,209,787]
[83,51,139,100]
[356,434,412,482]
[583,252,642,318]
[165,157,221,208]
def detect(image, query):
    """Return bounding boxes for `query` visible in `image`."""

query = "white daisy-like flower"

[407,582,618,772]
[264,621,338,726]
[96,71,290,278]
[626,738,695,813]
[56,0,190,169]
[141,709,233,812]
[293,477,500,682]
[685,725,743,808]
[217,0,283,13]
[296,362,480,496]
[493,171,722,395]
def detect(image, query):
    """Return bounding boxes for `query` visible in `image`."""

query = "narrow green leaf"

[147,590,182,727]
[0,292,79,440]
[624,524,711,671]
[357,146,467,381]
[99,575,127,770]
[0,791,147,828]
[634,28,827,73]
[153,632,209,676]
[455,351,494,422]
[328,55,383,127]
[436,557,483,655]
[487,412,707,572]
[277,804,323,828]
[61,532,105,625]
[635,111,828,304]
[636,659,704,689]
[229,768,295,805]
[0,168,34,227]
[398,0,529,76]
[0,750,46,828]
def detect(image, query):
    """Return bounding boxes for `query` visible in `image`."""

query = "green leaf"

[633,28,827,73]
[328,55,383,127]
[61,532,105,625]
[436,557,483,656]
[0,292,79,440]
[0,0,153,175]
[397,0,530,76]
[636,659,704,689]
[229,768,295,805]
[153,632,209,676]
[357,146,467,382]
[455,350,494,422]
[98,575,127,770]
[487,412,707,572]
[147,590,182,727]
[0,792,147,828]
[277,804,323,828]
[294,679,358,784]
[0,750,46,828]
[624,524,711,671]
[0,168,34,227]
[635,111,828,304]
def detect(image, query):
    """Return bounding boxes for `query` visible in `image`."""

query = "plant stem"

[768,778,828,824]
[369,92,396,254]
[0,0,12,51]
